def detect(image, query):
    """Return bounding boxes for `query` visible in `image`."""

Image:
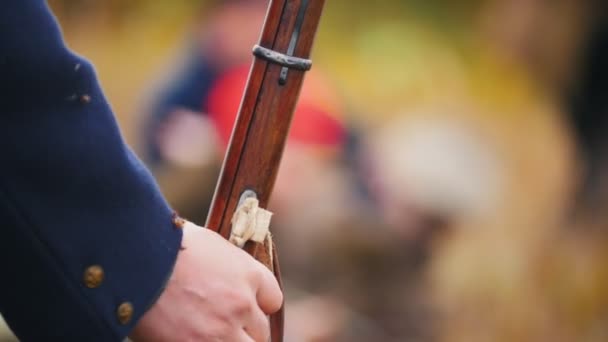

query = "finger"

[238,329,257,342]
[255,264,283,314]
[243,307,270,342]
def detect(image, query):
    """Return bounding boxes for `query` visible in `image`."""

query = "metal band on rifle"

[252,45,312,71]
[253,0,313,85]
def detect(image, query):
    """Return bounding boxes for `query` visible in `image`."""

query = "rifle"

[205,0,326,340]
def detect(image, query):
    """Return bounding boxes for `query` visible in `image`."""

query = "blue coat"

[0,1,183,340]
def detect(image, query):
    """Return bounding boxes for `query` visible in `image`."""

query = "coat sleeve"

[0,1,183,341]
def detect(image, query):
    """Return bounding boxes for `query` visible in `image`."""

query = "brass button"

[83,265,104,288]
[117,302,134,325]
[172,212,185,229]
[79,94,91,104]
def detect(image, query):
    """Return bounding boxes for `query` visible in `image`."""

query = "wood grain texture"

[204,1,326,341]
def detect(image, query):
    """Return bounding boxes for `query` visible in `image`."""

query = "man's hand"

[129,222,283,341]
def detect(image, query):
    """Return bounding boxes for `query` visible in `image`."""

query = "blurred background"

[2,0,608,341]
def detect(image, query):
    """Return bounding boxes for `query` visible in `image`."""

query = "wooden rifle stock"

[205,0,326,340]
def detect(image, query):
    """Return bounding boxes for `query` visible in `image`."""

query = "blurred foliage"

[47,0,496,124]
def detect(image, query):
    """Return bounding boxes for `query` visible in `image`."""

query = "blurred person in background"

[140,0,270,223]
[139,0,361,232]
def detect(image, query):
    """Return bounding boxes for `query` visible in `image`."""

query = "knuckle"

[225,288,254,315]
[204,320,233,339]
[236,302,254,317]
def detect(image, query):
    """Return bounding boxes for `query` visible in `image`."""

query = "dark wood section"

[204,1,326,341]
